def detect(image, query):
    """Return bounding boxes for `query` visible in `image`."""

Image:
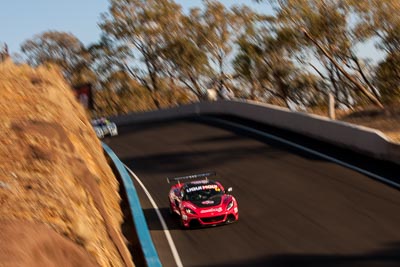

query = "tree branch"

[301,27,384,109]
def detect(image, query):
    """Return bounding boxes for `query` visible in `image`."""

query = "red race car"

[167,172,239,228]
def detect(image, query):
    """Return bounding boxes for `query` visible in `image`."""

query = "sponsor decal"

[200,207,223,214]
[234,207,238,213]
[201,200,214,205]
[203,184,218,190]
[186,186,202,193]
[186,184,218,193]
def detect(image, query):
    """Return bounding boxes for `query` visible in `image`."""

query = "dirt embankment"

[0,61,134,267]
[310,106,400,143]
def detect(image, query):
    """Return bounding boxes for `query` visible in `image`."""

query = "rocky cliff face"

[0,61,133,267]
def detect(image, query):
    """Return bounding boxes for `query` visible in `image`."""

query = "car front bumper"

[182,208,239,228]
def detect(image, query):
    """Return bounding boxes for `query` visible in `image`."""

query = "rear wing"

[167,171,216,184]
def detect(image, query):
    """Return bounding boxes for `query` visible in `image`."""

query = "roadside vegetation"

[0,61,133,267]
[1,0,399,139]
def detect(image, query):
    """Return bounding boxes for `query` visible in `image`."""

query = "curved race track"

[106,116,400,267]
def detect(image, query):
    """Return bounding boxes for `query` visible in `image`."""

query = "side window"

[180,189,185,199]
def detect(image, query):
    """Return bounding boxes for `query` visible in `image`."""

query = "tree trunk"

[350,53,381,100]
[301,28,384,109]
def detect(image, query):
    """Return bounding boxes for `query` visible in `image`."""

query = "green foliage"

[375,52,400,104]
[99,0,183,96]
[20,31,94,85]
[269,0,386,108]
[93,78,192,117]
[233,6,319,108]
[351,0,400,106]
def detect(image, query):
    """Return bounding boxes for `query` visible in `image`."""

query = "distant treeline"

[11,0,400,115]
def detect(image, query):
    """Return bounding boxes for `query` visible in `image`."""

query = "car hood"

[186,195,233,212]
[191,196,222,207]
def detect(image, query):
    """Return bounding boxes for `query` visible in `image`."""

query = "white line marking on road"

[209,117,400,189]
[124,165,184,267]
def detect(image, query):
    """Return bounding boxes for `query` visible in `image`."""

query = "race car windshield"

[184,186,223,202]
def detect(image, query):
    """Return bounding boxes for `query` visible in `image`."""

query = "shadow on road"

[208,242,400,267]
[142,206,400,267]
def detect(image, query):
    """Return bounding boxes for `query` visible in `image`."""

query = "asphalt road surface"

[106,116,400,267]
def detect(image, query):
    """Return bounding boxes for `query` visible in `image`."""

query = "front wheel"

[226,214,237,224]
[95,129,104,139]
[180,216,187,229]
[179,214,189,229]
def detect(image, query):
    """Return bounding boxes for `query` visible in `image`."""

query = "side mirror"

[227,187,233,194]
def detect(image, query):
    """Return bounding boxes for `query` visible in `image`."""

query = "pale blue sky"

[0,0,263,54]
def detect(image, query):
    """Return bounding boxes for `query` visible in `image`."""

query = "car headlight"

[227,200,234,211]
[184,207,196,215]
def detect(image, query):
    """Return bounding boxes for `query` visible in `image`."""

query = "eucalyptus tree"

[99,0,183,108]
[232,6,266,100]
[265,0,384,109]
[160,8,212,99]
[350,0,400,55]
[20,31,93,84]
[88,35,133,91]
[374,53,400,103]
[233,6,322,108]
[350,0,400,104]
[200,0,239,93]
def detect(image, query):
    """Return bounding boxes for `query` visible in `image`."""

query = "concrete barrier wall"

[113,100,400,164]
[114,104,199,125]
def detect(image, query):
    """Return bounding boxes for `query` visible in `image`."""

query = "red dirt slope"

[0,61,134,267]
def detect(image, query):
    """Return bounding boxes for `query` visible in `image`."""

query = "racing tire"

[179,213,189,229]
[96,129,104,139]
[179,217,187,229]
[226,214,237,224]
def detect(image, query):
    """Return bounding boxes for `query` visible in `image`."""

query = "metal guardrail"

[102,143,162,267]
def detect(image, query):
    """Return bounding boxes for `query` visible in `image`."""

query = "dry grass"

[338,106,400,143]
[0,61,133,267]
[309,105,400,143]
